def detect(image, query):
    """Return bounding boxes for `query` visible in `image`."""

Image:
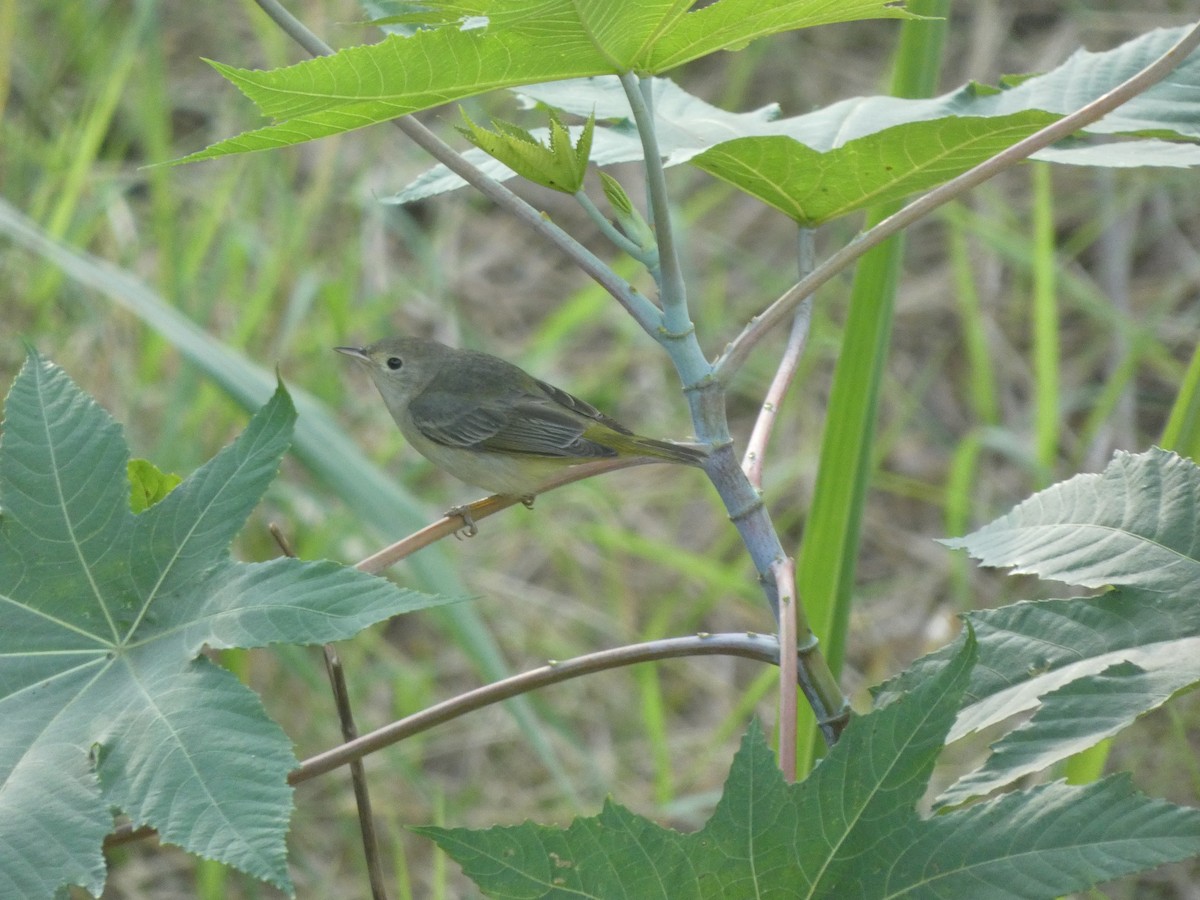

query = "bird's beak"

[334,346,369,363]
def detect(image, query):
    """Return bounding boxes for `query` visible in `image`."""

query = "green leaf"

[1036,137,1200,168]
[416,638,973,896]
[784,624,979,896]
[0,353,452,899]
[421,799,702,899]
[598,171,655,248]
[458,109,594,193]
[172,0,915,164]
[0,194,584,809]
[942,447,1200,593]
[757,25,1200,152]
[878,449,1200,806]
[393,25,1200,206]
[421,633,1200,897]
[390,76,783,203]
[599,171,634,216]
[127,458,181,512]
[876,588,1200,808]
[691,112,1059,225]
[636,0,919,72]
[884,775,1200,898]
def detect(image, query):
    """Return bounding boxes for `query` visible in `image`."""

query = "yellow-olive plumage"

[336,337,707,497]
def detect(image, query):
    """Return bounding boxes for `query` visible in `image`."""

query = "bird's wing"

[409,371,619,459]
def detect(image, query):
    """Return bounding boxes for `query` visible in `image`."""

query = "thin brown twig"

[715,20,1200,382]
[354,455,701,573]
[102,632,782,849]
[270,523,388,897]
[742,230,816,490]
[773,558,798,783]
[290,633,781,784]
[323,646,389,900]
[741,304,809,490]
[268,522,295,557]
[354,494,522,573]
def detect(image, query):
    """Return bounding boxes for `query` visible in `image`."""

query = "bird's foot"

[445,504,479,539]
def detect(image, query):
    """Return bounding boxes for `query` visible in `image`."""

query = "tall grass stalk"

[795,0,950,772]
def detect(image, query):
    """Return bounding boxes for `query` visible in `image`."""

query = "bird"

[335,337,708,507]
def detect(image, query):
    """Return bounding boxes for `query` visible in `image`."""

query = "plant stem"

[101,630,824,851]
[715,19,1200,382]
[1031,162,1060,485]
[614,65,850,740]
[290,633,784,784]
[355,457,691,573]
[322,646,389,900]
[251,0,853,743]
[273,523,388,897]
[250,0,665,335]
[774,557,799,782]
[742,229,815,490]
[621,73,690,338]
[574,188,651,263]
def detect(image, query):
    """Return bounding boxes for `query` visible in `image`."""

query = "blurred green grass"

[5,2,1200,897]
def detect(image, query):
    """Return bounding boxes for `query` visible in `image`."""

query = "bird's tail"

[630,436,710,467]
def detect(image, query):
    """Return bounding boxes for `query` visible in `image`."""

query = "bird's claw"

[446,504,478,539]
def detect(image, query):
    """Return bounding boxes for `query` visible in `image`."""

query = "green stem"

[250,0,665,335]
[715,19,1200,382]
[1031,162,1060,484]
[604,74,851,743]
[619,73,692,340]
[574,189,652,263]
[945,203,1001,425]
[1162,341,1200,459]
[796,0,951,774]
[250,0,853,742]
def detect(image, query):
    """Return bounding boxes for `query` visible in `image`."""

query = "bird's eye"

[386,356,403,370]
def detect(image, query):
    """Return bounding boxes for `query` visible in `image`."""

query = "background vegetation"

[3,1,1199,896]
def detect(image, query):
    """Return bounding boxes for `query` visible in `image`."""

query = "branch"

[354,456,699,573]
[714,19,1200,381]
[742,229,815,490]
[290,633,782,783]
[102,633,782,849]
[773,557,799,782]
[248,0,851,739]
[574,189,651,263]
[250,0,664,335]
[620,73,691,337]
[271,523,387,897]
[323,646,389,900]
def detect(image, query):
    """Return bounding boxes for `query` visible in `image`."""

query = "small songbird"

[336,337,707,500]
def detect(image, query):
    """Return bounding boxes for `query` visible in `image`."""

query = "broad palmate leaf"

[0,352,451,899]
[882,590,1200,809]
[875,449,1200,806]
[418,634,1200,898]
[394,25,1200,215]
[690,113,1059,225]
[174,0,914,164]
[941,447,1199,593]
